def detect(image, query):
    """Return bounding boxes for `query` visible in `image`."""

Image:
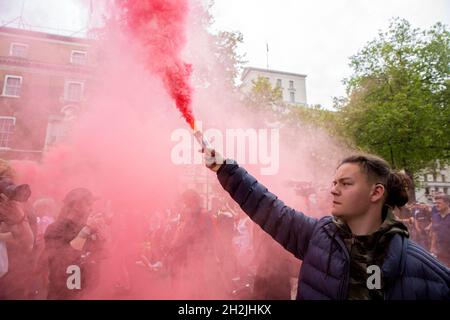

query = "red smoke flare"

[117,0,196,130]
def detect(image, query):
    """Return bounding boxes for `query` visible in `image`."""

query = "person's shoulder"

[44,219,70,239]
[405,240,450,280]
[406,240,435,263]
[431,207,439,217]
[306,215,333,237]
[43,221,58,240]
[316,215,334,227]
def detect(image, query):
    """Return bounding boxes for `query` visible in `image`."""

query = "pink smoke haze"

[116,0,196,129]
[9,0,350,299]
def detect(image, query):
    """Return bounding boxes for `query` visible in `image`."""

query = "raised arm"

[0,201,34,253]
[215,160,318,260]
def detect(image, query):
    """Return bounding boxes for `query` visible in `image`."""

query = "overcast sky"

[210,0,450,108]
[1,0,449,108]
[0,0,92,35]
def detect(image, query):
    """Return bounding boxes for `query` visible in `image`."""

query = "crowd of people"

[0,156,449,300]
[0,154,295,299]
[395,196,450,267]
[133,190,298,299]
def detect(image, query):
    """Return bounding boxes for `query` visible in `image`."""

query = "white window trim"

[290,91,296,103]
[289,80,296,91]
[64,81,84,102]
[70,50,88,65]
[9,42,29,57]
[2,75,23,98]
[0,116,16,150]
[0,116,16,125]
[276,79,283,87]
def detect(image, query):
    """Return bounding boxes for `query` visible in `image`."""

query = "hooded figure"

[43,187,102,299]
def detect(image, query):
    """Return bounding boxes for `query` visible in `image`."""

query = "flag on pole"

[266,42,269,53]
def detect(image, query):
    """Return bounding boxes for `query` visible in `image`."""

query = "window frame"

[9,42,28,58]
[2,75,23,98]
[276,79,282,88]
[290,91,296,103]
[70,50,88,65]
[289,80,295,89]
[64,81,84,102]
[0,116,16,149]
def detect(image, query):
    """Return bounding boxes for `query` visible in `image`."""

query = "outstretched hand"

[86,212,105,233]
[204,148,224,172]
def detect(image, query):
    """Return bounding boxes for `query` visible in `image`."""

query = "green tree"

[286,104,340,134]
[214,30,247,89]
[244,76,284,111]
[188,0,246,92]
[244,77,344,140]
[337,18,450,197]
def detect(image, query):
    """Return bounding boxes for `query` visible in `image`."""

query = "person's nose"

[331,183,340,196]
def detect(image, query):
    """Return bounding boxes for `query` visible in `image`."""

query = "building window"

[65,81,84,101]
[2,75,22,97]
[10,43,28,58]
[276,79,282,87]
[45,119,66,147]
[425,187,430,195]
[442,175,446,182]
[289,80,294,89]
[444,187,448,195]
[0,117,15,148]
[71,50,87,65]
[426,174,434,182]
[290,91,295,103]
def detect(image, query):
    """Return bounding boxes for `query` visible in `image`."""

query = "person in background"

[430,194,450,267]
[43,188,104,299]
[0,159,34,299]
[212,198,239,297]
[166,189,215,298]
[411,203,432,252]
[34,198,58,244]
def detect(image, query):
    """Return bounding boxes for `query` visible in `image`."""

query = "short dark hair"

[435,194,450,205]
[181,189,202,208]
[338,154,411,208]
[63,188,95,206]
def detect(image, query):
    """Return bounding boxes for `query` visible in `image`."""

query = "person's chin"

[331,208,347,218]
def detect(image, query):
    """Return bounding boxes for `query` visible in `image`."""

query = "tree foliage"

[213,30,246,89]
[337,18,449,178]
[244,76,283,111]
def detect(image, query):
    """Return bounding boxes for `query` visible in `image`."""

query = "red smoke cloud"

[116,0,196,129]
[5,0,350,300]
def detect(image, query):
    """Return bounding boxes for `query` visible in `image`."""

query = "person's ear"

[370,183,386,203]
